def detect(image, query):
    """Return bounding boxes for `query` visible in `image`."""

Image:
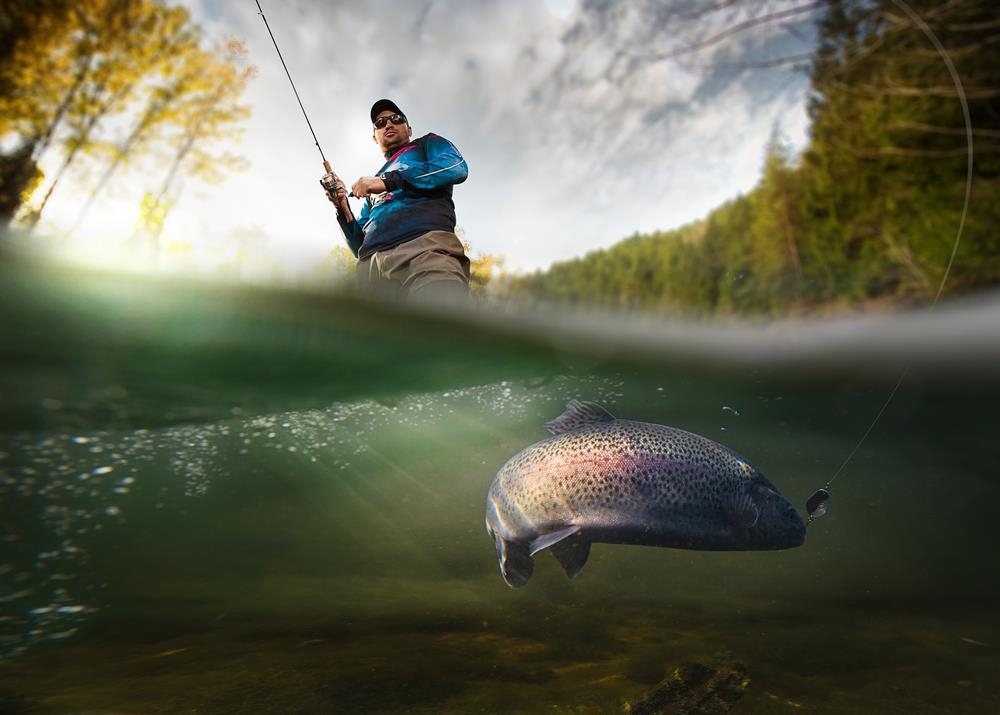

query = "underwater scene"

[2,252,999,714]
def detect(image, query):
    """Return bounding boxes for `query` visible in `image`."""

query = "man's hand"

[350,176,387,198]
[320,171,352,218]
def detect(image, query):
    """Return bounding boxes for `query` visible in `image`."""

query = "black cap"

[370,98,404,124]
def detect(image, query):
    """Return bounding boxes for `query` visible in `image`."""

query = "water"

[1,250,999,714]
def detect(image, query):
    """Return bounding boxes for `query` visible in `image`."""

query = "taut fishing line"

[805,0,974,523]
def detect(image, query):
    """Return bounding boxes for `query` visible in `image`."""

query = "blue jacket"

[338,133,468,258]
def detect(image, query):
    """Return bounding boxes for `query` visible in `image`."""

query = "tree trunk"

[0,143,39,228]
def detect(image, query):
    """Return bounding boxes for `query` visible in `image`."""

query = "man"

[321,99,470,300]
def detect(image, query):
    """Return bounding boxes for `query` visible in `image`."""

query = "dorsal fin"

[545,400,616,435]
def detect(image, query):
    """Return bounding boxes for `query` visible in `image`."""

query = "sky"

[33,0,821,280]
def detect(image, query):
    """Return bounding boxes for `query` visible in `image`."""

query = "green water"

[1,251,999,713]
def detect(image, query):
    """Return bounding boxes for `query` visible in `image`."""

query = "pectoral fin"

[527,526,592,580]
[529,525,581,556]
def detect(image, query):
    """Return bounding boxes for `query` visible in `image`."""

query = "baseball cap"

[370,99,405,123]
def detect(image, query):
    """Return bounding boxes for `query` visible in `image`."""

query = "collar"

[384,139,417,163]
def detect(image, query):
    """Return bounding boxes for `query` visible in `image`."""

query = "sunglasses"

[373,113,407,129]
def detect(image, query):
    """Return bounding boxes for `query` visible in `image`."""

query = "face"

[373,110,412,154]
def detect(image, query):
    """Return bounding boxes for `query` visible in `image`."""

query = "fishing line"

[806,0,974,523]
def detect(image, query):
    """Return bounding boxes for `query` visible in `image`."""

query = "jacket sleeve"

[381,134,468,192]
[337,202,367,257]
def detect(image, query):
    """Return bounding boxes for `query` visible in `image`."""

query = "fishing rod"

[803,0,972,526]
[256,0,347,197]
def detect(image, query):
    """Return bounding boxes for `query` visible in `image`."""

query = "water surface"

[1,252,998,713]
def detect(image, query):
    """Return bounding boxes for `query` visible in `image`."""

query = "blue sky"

[36,1,821,278]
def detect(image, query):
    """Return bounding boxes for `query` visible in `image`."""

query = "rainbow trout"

[485,400,805,587]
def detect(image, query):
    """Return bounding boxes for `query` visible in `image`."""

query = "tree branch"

[673,0,742,23]
[947,16,1000,32]
[877,0,970,30]
[905,32,1000,58]
[678,51,815,73]
[829,78,1000,99]
[639,1,825,61]
[852,145,994,158]
[890,120,1000,138]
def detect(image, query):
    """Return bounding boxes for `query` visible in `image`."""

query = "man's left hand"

[351,176,387,198]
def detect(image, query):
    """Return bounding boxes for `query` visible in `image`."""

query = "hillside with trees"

[505,0,999,316]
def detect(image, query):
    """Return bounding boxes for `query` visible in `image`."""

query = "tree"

[0,1,255,241]
[0,1,76,224]
[135,38,255,254]
[805,0,999,300]
[749,127,803,311]
[469,250,509,297]
[24,1,195,228]
[508,0,1000,316]
[67,3,199,233]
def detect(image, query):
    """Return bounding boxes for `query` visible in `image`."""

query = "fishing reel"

[320,175,342,199]
[320,175,357,201]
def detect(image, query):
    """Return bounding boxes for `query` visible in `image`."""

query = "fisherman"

[321,99,471,300]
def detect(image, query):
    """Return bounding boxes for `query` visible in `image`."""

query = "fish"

[484,400,806,587]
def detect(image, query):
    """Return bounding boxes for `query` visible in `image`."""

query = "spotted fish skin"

[485,400,805,587]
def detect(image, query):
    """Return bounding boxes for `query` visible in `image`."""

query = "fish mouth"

[754,504,806,548]
[491,533,533,587]
[777,516,807,547]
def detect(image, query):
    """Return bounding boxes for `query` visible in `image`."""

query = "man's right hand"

[320,172,352,219]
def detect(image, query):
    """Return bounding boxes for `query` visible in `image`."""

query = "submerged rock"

[625,657,750,715]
